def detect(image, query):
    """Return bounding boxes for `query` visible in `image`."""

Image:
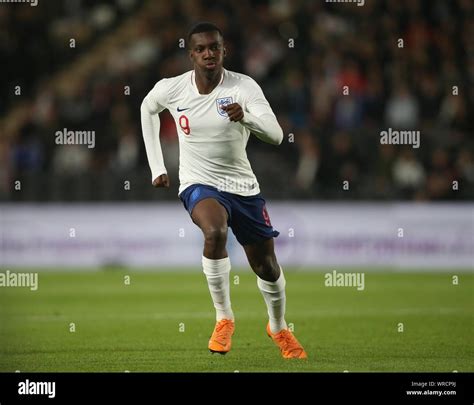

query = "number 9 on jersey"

[179,115,190,135]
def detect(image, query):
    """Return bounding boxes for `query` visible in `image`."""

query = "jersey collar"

[191,69,225,95]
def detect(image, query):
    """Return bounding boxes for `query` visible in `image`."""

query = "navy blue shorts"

[179,184,279,246]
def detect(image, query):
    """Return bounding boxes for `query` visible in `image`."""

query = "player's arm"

[224,80,283,145]
[140,80,170,187]
[241,112,283,145]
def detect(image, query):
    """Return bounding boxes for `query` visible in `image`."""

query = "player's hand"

[222,103,244,122]
[152,174,170,188]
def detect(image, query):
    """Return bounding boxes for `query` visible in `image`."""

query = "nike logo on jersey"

[177,107,190,112]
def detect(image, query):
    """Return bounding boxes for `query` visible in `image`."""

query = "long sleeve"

[140,80,168,182]
[240,113,283,145]
[240,78,283,145]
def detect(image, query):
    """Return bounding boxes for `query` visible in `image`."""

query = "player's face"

[189,31,225,75]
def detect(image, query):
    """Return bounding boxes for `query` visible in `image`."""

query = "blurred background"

[1,0,473,202]
[0,0,473,270]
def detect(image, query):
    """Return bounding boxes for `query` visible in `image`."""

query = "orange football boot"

[266,323,308,359]
[208,319,235,354]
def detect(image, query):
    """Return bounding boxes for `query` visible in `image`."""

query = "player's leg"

[190,197,234,353]
[244,238,307,359]
[191,197,229,260]
[243,238,286,332]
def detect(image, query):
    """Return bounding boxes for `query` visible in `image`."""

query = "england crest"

[216,97,233,117]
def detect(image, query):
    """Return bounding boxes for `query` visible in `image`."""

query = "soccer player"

[141,22,306,359]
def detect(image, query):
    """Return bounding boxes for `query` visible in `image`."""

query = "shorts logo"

[216,97,233,117]
[262,206,272,226]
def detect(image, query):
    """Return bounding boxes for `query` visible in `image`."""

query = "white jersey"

[141,68,283,196]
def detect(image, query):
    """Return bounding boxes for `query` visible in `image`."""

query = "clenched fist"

[222,103,244,122]
[152,174,170,188]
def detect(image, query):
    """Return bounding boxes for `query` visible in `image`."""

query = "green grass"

[0,270,472,372]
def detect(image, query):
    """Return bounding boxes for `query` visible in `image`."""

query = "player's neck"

[194,68,223,95]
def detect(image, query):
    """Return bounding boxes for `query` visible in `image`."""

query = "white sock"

[202,255,234,322]
[257,267,287,334]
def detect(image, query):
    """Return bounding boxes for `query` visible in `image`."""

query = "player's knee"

[202,226,228,247]
[253,260,279,281]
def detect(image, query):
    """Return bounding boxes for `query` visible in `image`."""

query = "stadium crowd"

[1,0,473,201]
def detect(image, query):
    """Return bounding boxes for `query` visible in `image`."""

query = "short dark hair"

[187,22,223,45]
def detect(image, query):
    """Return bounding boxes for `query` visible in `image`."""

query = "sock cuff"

[257,267,286,292]
[202,255,231,275]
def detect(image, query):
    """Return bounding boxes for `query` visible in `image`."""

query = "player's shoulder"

[147,71,192,104]
[224,69,261,90]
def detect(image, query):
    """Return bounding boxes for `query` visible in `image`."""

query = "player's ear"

[223,48,227,57]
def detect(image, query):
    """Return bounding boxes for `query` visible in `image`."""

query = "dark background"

[1,0,473,201]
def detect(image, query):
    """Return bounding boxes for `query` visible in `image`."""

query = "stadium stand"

[1,0,473,201]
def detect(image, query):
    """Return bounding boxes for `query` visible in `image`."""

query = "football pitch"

[0,270,472,372]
